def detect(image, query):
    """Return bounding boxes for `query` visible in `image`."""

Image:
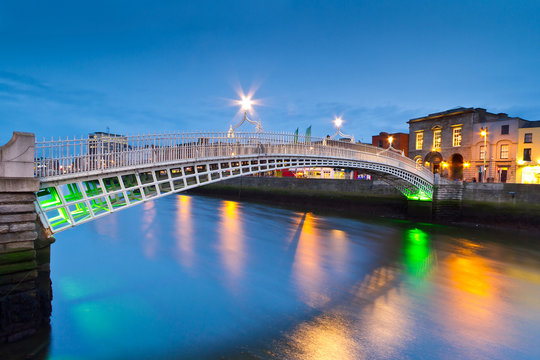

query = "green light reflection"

[403,228,433,277]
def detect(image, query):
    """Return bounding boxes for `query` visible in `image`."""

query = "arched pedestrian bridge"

[33,131,434,234]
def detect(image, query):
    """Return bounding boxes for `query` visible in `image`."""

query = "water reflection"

[280,313,360,360]
[403,228,436,278]
[141,201,158,259]
[174,195,194,269]
[440,239,510,356]
[329,229,350,274]
[291,212,328,308]
[6,195,539,359]
[218,200,245,287]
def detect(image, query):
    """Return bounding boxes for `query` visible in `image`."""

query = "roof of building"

[408,107,476,123]
[408,107,533,124]
[521,120,540,128]
[89,131,126,137]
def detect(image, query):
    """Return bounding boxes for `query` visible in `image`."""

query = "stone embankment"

[191,176,540,231]
[191,177,408,216]
[0,133,53,347]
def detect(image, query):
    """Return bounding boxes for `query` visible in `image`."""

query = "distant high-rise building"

[88,132,128,155]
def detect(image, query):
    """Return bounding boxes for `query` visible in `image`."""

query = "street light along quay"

[481,127,487,182]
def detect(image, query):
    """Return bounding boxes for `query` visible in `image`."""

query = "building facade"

[516,121,540,184]
[88,132,128,155]
[408,108,527,182]
[371,132,409,156]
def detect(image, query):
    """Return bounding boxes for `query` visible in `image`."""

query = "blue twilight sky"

[1,0,540,144]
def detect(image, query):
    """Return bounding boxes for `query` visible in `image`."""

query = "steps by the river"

[433,176,464,221]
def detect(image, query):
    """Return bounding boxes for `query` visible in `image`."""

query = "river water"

[43,194,540,359]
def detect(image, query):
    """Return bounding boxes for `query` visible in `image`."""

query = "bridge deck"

[33,132,434,234]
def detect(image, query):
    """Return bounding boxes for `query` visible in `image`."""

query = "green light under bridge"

[404,189,432,201]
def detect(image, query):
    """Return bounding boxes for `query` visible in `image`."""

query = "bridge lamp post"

[481,127,487,182]
[329,116,354,143]
[334,116,343,130]
[228,95,263,137]
[388,135,394,148]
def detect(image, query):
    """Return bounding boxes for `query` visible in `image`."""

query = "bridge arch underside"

[36,155,433,234]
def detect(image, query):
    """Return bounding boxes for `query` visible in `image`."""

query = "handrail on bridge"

[34,131,434,182]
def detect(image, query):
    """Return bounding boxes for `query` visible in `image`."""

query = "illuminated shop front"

[519,165,540,184]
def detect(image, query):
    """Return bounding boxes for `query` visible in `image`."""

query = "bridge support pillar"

[0,132,53,347]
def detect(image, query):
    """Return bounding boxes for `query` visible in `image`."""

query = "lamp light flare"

[334,117,343,128]
[388,136,394,144]
[240,96,253,111]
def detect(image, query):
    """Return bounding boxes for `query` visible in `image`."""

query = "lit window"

[452,127,462,147]
[500,144,509,159]
[416,132,423,150]
[524,148,532,161]
[433,130,441,149]
[480,145,486,160]
[524,133,532,143]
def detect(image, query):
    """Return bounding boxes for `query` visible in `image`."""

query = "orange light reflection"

[218,200,245,287]
[174,195,194,269]
[291,213,328,308]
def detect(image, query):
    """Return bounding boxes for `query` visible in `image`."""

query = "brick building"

[371,132,409,156]
[408,107,528,183]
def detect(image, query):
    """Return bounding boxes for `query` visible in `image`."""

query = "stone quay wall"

[0,179,53,344]
[190,177,408,216]
[192,176,540,230]
[0,132,53,345]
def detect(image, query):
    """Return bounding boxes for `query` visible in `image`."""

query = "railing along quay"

[34,131,433,183]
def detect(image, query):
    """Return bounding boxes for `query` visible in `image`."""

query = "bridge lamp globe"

[334,117,343,129]
[388,136,394,146]
[240,96,253,112]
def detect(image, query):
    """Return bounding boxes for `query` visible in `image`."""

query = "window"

[452,127,462,147]
[416,132,423,150]
[524,133,532,143]
[480,145,486,160]
[524,148,532,161]
[433,129,441,149]
[378,140,383,147]
[501,125,509,135]
[500,144,509,159]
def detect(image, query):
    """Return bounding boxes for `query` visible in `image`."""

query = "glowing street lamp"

[388,135,394,148]
[481,127,488,182]
[334,116,343,129]
[228,95,263,137]
[329,116,354,142]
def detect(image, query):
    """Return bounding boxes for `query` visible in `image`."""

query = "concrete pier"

[0,132,53,344]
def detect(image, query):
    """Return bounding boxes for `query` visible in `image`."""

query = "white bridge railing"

[34,131,434,183]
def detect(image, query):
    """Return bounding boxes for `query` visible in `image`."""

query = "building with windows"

[516,121,540,184]
[88,132,128,155]
[408,107,527,182]
[371,132,409,156]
